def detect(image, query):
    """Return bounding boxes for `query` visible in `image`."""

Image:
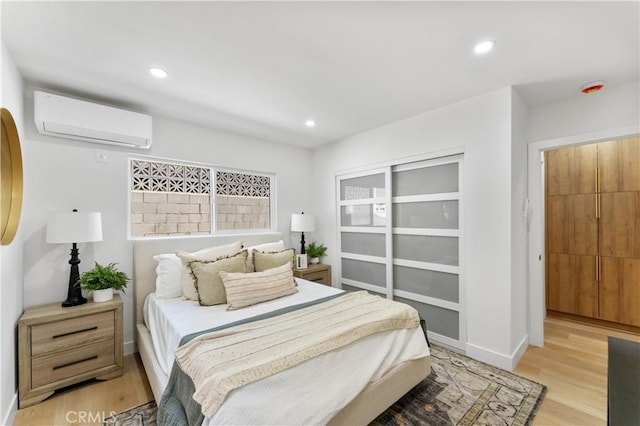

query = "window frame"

[128,155,276,240]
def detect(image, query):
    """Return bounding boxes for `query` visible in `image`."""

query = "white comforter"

[144,280,430,425]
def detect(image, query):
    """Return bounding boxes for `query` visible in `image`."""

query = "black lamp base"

[62,295,87,307]
[300,231,307,254]
[62,242,87,308]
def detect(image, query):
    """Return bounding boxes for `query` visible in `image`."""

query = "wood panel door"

[546,144,597,195]
[599,257,640,326]
[600,192,640,258]
[547,253,598,317]
[598,137,640,193]
[546,194,598,256]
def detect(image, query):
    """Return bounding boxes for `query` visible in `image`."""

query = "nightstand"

[294,263,332,286]
[18,295,123,408]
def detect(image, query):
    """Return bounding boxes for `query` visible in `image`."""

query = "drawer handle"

[53,326,98,339]
[53,356,98,370]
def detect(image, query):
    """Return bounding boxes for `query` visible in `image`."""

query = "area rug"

[104,345,546,426]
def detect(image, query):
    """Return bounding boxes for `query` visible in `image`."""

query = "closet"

[337,154,464,349]
[545,136,640,327]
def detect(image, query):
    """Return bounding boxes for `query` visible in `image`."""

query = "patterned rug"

[104,345,546,426]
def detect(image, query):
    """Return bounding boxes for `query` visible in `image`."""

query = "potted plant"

[305,242,327,264]
[78,262,129,302]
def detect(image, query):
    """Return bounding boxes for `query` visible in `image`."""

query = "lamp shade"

[46,211,103,243]
[291,213,314,233]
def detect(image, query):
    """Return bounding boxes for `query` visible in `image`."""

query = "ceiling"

[2,1,638,148]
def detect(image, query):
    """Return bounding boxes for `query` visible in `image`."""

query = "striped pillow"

[220,262,298,310]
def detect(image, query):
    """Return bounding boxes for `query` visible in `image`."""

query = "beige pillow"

[221,262,298,310]
[188,251,248,306]
[253,248,295,272]
[244,240,286,272]
[176,241,243,300]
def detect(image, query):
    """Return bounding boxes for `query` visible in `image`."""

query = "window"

[129,157,274,238]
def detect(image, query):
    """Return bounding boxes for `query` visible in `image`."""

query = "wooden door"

[547,253,598,317]
[598,138,640,327]
[546,144,597,195]
[599,257,640,326]
[600,192,640,258]
[599,137,640,193]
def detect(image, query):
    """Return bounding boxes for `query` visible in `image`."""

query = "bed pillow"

[176,241,243,300]
[253,248,295,272]
[188,251,248,306]
[220,262,298,310]
[153,253,182,298]
[244,240,286,272]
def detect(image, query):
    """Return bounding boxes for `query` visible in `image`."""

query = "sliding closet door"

[337,154,465,349]
[337,169,391,297]
[391,156,463,348]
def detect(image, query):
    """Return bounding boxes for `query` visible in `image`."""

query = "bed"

[134,233,431,425]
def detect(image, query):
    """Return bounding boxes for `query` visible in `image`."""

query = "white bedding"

[144,279,430,425]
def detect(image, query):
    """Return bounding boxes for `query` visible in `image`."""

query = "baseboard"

[511,334,529,369]
[124,340,137,356]
[465,343,514,371]
[2,391,18,426]
[466,334,530,371]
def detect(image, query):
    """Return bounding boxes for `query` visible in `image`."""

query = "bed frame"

[133,233,430,425]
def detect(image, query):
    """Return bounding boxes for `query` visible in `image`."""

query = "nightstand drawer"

[31,339,115,388]
[302,271,329,284]
[31,311,114,356]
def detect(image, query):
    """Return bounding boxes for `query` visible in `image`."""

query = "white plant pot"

[93,288,113,303]
[310,257,320,264]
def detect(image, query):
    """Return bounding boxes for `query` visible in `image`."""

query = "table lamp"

[291,212,314,254]
[46,209,103,307]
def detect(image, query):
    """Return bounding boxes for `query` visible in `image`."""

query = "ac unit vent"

[34,91,152,149]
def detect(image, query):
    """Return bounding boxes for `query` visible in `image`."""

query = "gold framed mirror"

[1,107,23,245]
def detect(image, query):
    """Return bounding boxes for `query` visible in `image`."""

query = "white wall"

[0,42,25,426]
[527,80,640,143]
[311,87,524,369]
[20,91,314,358]
[510,88,529,362]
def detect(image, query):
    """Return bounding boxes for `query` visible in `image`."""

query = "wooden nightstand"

[18,295,123,408]
[294,263,332,286]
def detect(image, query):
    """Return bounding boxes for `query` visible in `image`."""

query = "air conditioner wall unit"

[34,91,152,149]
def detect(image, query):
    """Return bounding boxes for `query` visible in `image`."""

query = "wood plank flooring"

[514,316,640,426]
[13,317,639,425]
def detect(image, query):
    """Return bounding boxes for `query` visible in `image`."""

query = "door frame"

[527,125,639,346]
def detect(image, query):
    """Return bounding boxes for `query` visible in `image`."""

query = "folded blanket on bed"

[174,291,419,419]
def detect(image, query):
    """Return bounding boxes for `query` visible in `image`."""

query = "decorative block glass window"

[129,158,274,238]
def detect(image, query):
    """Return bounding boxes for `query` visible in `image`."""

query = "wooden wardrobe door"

[546,194,598,255]
[599,137,640,193]
[600,192,640,258]
[546,144,597,195]
[547,253,598,317]
[599,257,640,326]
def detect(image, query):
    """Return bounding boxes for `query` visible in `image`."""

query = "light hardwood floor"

[13,317,640,425]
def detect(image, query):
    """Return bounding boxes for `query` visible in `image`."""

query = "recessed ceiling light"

[581,81,605,94]
[149,67,168,78]
[474,40,496,55]
[305,119,316,128]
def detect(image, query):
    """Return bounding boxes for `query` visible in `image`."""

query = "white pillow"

[176,241,243,300]
[153,253,182,299]
[244,240,286,272]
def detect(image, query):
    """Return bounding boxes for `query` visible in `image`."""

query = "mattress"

[144,279,430,425]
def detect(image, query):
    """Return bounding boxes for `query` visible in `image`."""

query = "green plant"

[78,262,129,293]
[306,242,327,258]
